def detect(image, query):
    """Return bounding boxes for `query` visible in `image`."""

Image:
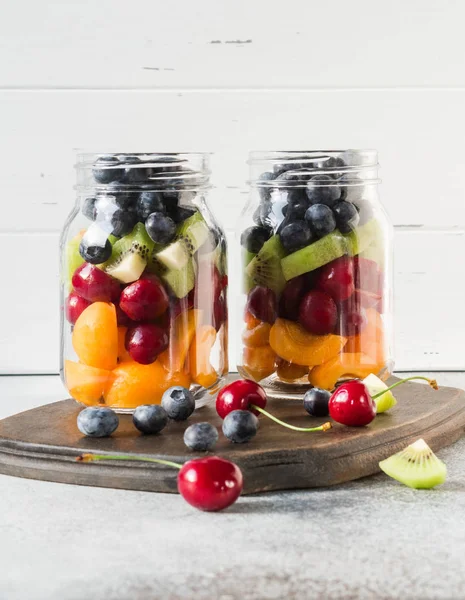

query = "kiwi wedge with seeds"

[246,235,287,294]
[103,223,155,283]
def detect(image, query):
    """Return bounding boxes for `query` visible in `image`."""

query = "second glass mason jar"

[61,152,228,412]
[238,150,393,396]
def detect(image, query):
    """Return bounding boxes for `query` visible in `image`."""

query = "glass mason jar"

[237,150,393,397]
[60,152,228,412]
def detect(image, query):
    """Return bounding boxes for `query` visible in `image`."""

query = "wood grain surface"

[0,378,464,494]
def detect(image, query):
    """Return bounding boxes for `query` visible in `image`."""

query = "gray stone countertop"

[1,373,465,600]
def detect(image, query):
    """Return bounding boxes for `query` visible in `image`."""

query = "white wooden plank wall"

[1,0,464,373]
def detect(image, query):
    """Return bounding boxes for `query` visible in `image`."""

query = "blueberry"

[145,212,176,244]
[283,201,308,221]
[120,156,152,185]
[162,386,195,421]
[169,205,196,224]
[305,204,336,238]
[103,183,134,210]
[256,171,275,203]
[110,208,137,237]
[332,201,360,234]
[149,155,184,174]
[82,197,97,221]
[137,191,165,220]
[92,156,124,184]
[77,407,119,438]
[303,388,331,417]
[306,174,342,207]
[162,188,181,211]
[240,226,272,254]
[79,235,112,264]
[285,187,309,206]
[133,405,169,434]
[184,422,219,451]
[325,156,346,179]
[222,410,259,444]
[279,221,313,253]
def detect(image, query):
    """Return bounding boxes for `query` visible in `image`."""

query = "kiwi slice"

[103,223,155,282]
[345,218,380,256]
[363,373,397,413]
[243,249,256,293]
[162,260,195,298]
[246,235,287,294]
[379,439,447,489]
[155,211,209,271]
[281,231,348,281]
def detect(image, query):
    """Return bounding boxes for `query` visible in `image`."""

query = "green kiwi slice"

[245,235,287,294]
[379,439,447,489]
[344,218,380,256]
[161,260,195,298]
[103,223,155,283]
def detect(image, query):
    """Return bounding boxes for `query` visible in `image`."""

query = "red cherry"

[298,290,337,335]
[120,276,169,321]
[246,286,277,324]
[279,274,313,321]
[354,257,382,295]
[177,456,243,512]
[125,324,169,364]
[212,294,227,331]
[316,256,355,302]
[65,292,91,324]
[72,263,121,303]
[328,380,376,426]
[216,379,267,419]
[115,305,133,326]
[338,298,367,336]
[221,274,228,290]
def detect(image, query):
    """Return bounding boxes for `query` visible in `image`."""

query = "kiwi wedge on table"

[379,439,447,489]
[103,223,155,283]
[245,235,287,294]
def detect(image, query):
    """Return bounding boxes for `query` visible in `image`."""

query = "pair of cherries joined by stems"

[78,374,437,512]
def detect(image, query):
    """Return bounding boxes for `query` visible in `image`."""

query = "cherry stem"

[371,376,438,400]
[250,405,332,432]
[76,453,182,470]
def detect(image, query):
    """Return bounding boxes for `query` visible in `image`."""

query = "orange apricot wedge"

[72,302,118,370]
[269,318,347,367]
[276,360,309,383]
[244,310,261,330]
[241,345,277,382]
[345,308,386,363]
[189,325,218,389]
[308,352,385,391]
[242,322,272,348]
[65,360,115,406]
[117,327,132,362]
[158,309,202,373]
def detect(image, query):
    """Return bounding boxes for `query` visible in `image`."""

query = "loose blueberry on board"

[305,203,336,238]
[222,410,259,443]
[92,156,124,184]
[306,174,341,207]
[246,286,278,324]
[216,379,267,419]
[240,226,272,254]
[79,235,112,264]
[145,212,177,245]
[329,380,376,427]
[178,456,243,511]
[279,221,313,253]
[303,388,331,417]
[133,404,169,434]
[137,191,165,220]
[77,407,119,438]
[110,208,137,238]
[82,197,97,221]
[333,200,360,234]
[162,386,196,421]
[184,422,219,451]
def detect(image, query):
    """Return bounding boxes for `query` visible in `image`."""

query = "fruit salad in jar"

[238,150,392,394]
[61,153,227,412]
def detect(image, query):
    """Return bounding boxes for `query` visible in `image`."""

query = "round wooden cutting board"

[0,378,464,494]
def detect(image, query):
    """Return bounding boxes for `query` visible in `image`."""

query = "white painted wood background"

[1,0,464,373]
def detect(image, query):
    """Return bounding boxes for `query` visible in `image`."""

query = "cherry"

[216,379,267,418]
[72,263,121,303]
[298,290,337,335]
[120,276,169,321]
[338,298,367,336]
[279,274,313,321]
[354,257,382,295]
[329,380,376,427]
[212,294,227,331]
[246,286,277,324]
[178,456,243,512]
[65,292,91,324]
[126,324,169,364]
[316,256,355,302]
[77,453,243,512]
[115,305,133,326]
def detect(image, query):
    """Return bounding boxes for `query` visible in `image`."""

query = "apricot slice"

[244,310,261,330]
[158,309,201,373]
[308,352,385,391]
[276,360,309,383]
[269,318,347,366]
[65,360,114,406]
[345,308,386,363]
[117,327,132,362]
[241,345,277,382]
[189,325,218,389]
[72,302,118,370]
[242,322,272,348]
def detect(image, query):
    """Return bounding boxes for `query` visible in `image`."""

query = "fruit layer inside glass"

[61,153,228,412]
[238,150,392,394]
